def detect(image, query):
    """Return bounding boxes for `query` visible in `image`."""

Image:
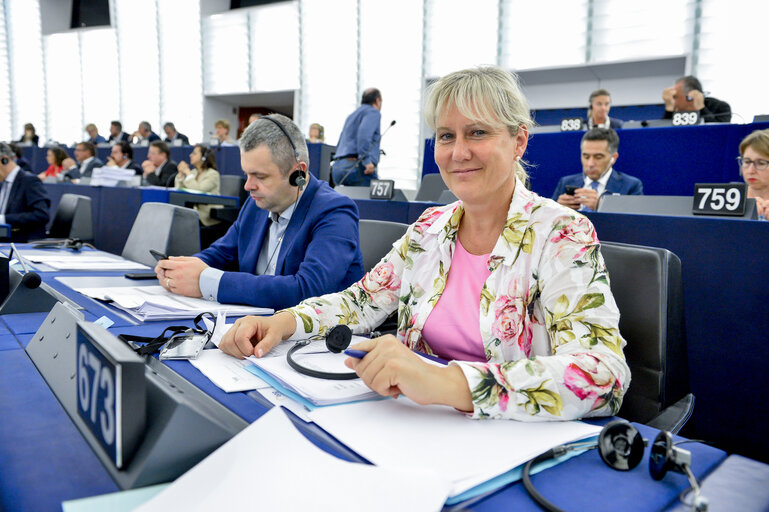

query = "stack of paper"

[245,337,381,406]
[135,408,450,511]
[21,253,149,271]
[308,398,602,503]
[90,166,137,186]
[73,285,272,321]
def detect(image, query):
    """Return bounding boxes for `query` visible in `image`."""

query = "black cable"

[286,341,359,380]
[522,449,565,512]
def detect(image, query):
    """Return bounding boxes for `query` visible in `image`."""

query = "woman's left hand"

[345,335,473,411]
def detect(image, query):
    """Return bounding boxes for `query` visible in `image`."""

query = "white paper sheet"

[135,408,450,512]
[20,253,150,271]
[69,285,273,321]
[308,397,602,498]
[189,349,272,393]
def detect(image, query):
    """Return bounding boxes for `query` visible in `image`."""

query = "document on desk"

[68,284,272,321]
[189,349,272,393]
[20,252,150,271]
[244,336,381,406]
[308,398,602,500]
[135,407,450,512]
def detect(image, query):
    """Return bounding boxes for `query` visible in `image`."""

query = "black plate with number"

[692,183,746,216]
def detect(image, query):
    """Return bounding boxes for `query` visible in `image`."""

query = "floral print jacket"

[286,178,630,421]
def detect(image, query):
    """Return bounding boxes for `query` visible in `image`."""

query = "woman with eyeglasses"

[738,129,769,220]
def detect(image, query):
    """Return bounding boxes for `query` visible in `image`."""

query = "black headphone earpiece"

[286,325,356,380]
[598,420,646,471]
[0,157,8,166]
[261,116,306,190]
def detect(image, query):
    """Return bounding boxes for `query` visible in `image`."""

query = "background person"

[37,147,67,180]
[108,120,130,143]
[220,67,629,422]
[132,121,161,144]
[106,141,142,174]
[85,123,106,144]
[331,88,382,186]
[62,141,104,180]
[553,128,643,211]
[155,114,364,309]
[308,123,325,143]
[142,140,178,186]
[739,129,769,220]
[0,143,50,241]
[662,76,731,123]
[586,89,623,129]
[174,144,221,227]
[16,123,39,146]
[214,119,236,145]
[163,122,190,146]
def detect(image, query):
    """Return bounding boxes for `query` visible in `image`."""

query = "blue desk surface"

[0,264,730,511]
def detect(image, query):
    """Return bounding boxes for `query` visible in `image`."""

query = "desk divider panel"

[26,302,248,489]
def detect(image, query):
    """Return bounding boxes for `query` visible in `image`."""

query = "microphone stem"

[9,243,30,273]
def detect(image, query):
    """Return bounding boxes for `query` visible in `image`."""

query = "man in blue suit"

[155,114,365,310]
[62,141,105,180]
[0,143,50,241]
[553,128,643,212]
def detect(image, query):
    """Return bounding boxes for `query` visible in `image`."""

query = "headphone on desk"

[286,324,359,380]
[260,116,307,191]
[523,419,708,511]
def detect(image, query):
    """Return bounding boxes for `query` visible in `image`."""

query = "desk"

[0,257,731,511]
[423,121,769,198]
[43,184,238,255]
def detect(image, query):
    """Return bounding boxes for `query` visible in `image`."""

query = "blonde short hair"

[739,129,769,159]
[424,66,533,183]
[85,123,97,131]
[215,119,230,132]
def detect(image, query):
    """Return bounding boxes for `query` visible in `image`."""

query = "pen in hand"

[344,349,369,359]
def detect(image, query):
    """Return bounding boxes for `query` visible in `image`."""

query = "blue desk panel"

[0,333,18,351]
[585,212,769,463]
[423,122,769,198]
[0,349,119,512]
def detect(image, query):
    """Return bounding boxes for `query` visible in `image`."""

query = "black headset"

[0,143,12,165]
[523,419,708,511]
[286,324,359,380]
[260,116,307,191]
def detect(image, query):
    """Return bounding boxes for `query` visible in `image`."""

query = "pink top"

[421,239,491,362]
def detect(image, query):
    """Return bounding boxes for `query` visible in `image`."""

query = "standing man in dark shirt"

[0,143,50,241]
[662,76,731,123]
[141,141,178,186]
[331,88,382,187]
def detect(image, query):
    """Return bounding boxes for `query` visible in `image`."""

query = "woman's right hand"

[219,312,297,359]
[177,160,190,176]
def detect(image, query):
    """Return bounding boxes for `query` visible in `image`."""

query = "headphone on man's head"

[260,116,307,191]
[0,143,12,165]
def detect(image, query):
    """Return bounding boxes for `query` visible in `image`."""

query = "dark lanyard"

[118,312,216,355]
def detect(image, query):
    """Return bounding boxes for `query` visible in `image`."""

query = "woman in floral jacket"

[220,66,630,421]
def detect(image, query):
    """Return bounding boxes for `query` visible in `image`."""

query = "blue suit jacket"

[195,175,365,309]
[4,169,50,241]
[552,169,644,203]
[334,104,381,167]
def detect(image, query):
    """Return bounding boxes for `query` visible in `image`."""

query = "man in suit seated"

[107,120,130,143]
[154,114,365,309]
[85,123,106,144]
[106,141,142,174]
[0,143,50,241]
[132,121,161,145]
[553,127,643,212]
[62,141,104,180]
[141,141,178,186]
[8,144,32,173]
[163,122,190,146]
[662,76,731,123]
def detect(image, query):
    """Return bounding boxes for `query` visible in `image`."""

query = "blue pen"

[344,349,369,359]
